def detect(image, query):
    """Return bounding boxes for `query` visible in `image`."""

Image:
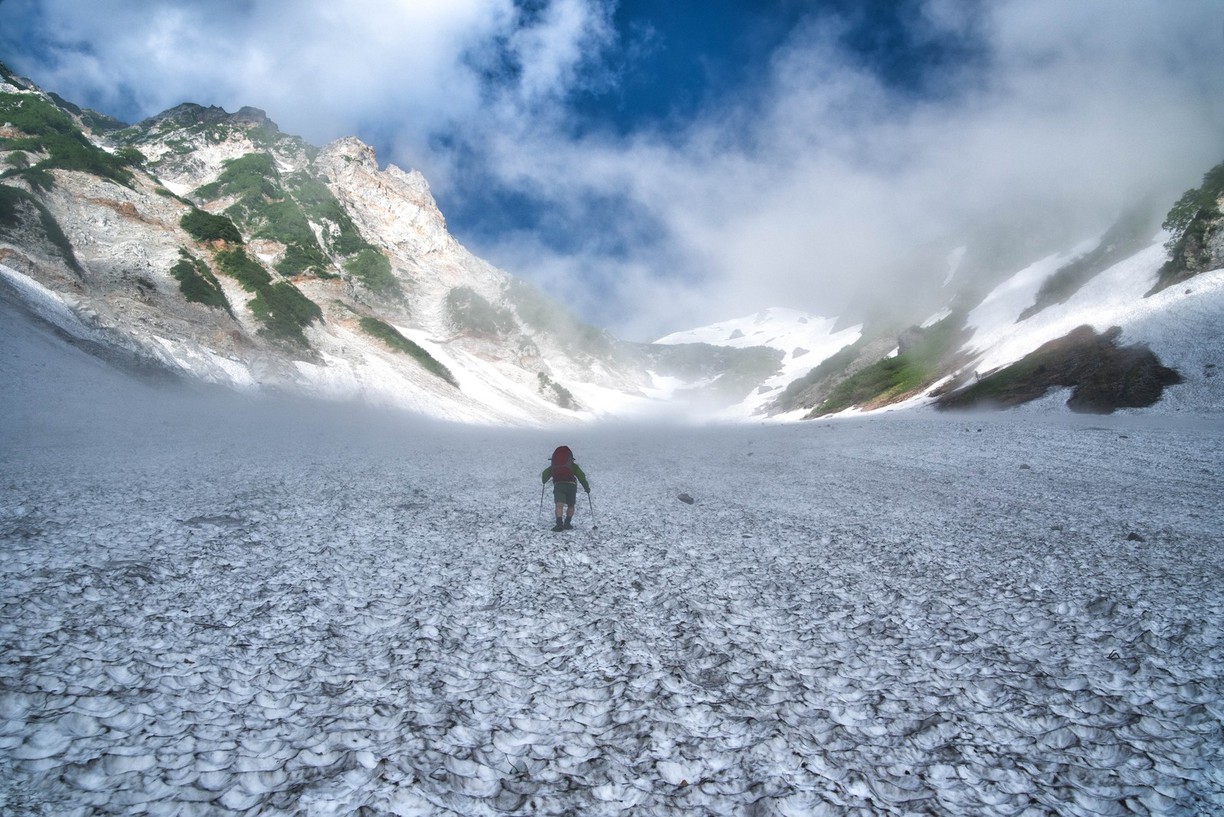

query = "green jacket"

[542,462,590,492]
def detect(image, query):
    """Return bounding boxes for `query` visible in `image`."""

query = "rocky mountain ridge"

[0,66,782,424]
[2,61,1221,422]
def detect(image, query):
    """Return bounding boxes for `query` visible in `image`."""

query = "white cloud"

[504,0,614,106]
[456,0,1224,336]
[3,0,1222,340]
[6,0,531,143]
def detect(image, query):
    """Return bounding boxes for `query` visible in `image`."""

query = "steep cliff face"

[1148,161,1224,296]
[0,72,681,424]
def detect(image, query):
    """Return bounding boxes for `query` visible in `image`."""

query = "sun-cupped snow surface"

[3,299,1224,816]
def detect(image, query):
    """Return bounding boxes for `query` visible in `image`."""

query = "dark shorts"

[553,481,578,505]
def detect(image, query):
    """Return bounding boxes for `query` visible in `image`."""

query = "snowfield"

[2,297,1224,816]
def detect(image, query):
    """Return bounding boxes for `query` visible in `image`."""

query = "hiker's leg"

[551,486,567,530]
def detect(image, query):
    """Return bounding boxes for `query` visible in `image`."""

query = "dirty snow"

[2,289,1223,816]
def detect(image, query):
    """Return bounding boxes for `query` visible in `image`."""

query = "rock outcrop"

[936,325,1183,414]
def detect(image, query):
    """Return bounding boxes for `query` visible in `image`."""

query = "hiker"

[541,445,590,531]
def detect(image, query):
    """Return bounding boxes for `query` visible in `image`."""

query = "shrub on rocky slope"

[937,325,1182,414]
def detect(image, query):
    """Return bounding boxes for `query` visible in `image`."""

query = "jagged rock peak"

[318,137,437,209]
[322,136,379,170]
[140,102,279,132]
[0,62,35,92]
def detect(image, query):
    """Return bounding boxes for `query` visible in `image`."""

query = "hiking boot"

[551,523,565,532]
[563,520,574,530]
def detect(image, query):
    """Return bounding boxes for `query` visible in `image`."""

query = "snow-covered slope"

[963,238,1224,416]
[654,308,862,418]
[659,236,1224,421]
[2,305,1222,815]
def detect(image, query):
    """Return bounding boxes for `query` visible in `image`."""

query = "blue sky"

[2,0,1222,339]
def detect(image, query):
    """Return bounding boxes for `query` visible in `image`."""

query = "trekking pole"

[539,483,546,523]
[587,491,598,530]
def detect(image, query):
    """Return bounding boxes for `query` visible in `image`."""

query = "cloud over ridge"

[2,0,1221,339]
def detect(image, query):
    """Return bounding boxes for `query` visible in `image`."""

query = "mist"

[462,1,1224,338]
[2,0,1222,340]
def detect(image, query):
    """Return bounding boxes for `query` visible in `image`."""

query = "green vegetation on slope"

[344,248,400,295]
[214,247,321,346]
[284,172,370,257]
[1149,160,1224,295]
[0,183,83,274]
[248,281,323,345]
[196,153,329,276]
[359,316,457,387]
[772,340,864,411]
[214,247,274,291]
[180,208,243,244]
[0,92,134,188]
[809,316,966,417]
[195,152,279,202]
[194,153,391,284]
[169,250,231,312]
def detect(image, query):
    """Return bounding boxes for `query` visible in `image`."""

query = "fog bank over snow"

[654,308,862,418]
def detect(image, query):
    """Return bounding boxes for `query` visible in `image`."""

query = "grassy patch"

[815,358,908,415]
[195,154,344,278]
[344,248,400,295]
[0,92,133,187]
[359,316,457,386]
[214,247,272,291]
[447,287,516,336]
[248,198,328,272]
[811,317,965,416]
[169,249,230,312]
[211,247,321,345]
[248,281,323,345]
[195,152,278,202]
[0,183,83,274]
[113,146,145,168]
[275,242,326,277]
[772,340,863,410]
[180,208,243,244]
[285,172,370,256]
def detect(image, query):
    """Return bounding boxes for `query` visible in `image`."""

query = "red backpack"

[551,445,574,482]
